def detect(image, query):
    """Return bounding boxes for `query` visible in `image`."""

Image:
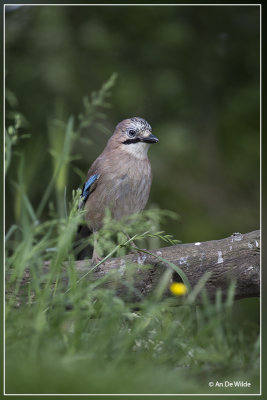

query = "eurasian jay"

[77,117,159,263]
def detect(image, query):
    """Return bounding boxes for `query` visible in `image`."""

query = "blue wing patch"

[79,174,100,209]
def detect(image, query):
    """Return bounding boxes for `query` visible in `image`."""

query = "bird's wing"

[79,173,100,209]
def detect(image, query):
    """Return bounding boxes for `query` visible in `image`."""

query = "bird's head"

[109,117,159,159]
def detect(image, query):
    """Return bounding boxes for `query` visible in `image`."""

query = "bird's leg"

[124,232,138,248]
[92,232,102,265]
[124,232,143,254]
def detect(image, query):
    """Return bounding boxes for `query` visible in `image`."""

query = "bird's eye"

[128,129,136,137]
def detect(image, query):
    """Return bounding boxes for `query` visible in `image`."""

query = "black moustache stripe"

[123,138,141,145]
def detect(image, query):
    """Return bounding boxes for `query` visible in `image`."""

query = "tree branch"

[17,230,260,302]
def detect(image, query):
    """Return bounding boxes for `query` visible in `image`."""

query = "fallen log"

[13,230,260,303]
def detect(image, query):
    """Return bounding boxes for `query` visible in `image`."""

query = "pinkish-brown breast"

[84,150,152,231]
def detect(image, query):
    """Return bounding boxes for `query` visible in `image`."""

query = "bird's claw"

[91,248,102,266]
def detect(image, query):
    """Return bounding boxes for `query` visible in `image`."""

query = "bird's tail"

[73,224,94,260]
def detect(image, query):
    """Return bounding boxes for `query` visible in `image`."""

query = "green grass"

[5,279,260,394]
[5,79,260,395]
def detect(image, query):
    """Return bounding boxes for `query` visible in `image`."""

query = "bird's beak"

[141,134,159,144]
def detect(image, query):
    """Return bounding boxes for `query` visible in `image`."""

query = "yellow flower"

[170,282,188,296]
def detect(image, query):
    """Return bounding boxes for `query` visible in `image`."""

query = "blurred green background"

[5,5,260,242]
[4,5,260,395]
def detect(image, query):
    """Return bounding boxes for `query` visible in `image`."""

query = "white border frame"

[3,3,262,397]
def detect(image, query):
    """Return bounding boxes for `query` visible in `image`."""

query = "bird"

[76,117,159,263]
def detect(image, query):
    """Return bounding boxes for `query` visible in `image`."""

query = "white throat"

[123,142,150,160]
